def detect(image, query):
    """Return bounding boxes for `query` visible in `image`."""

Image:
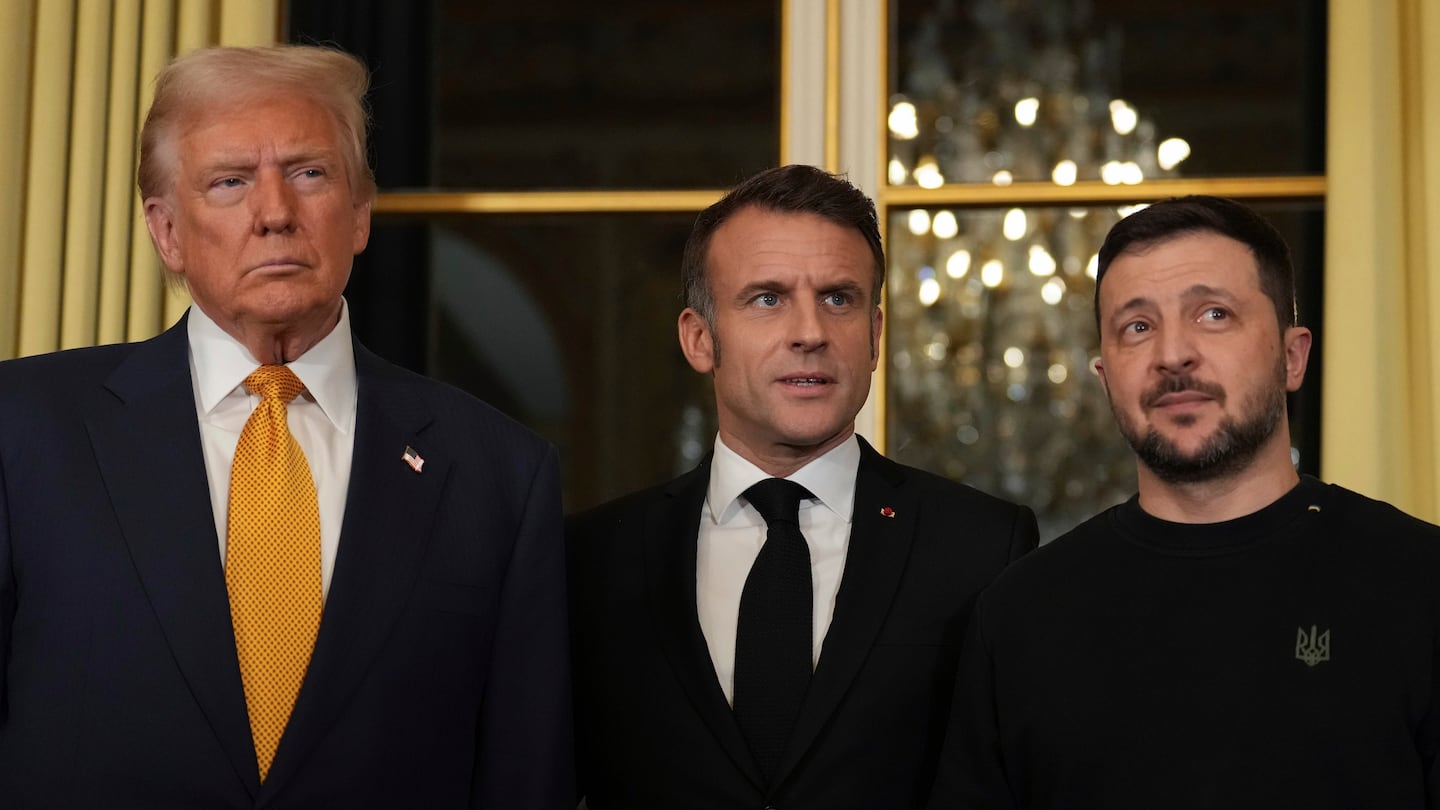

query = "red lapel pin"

[880,506,896,518]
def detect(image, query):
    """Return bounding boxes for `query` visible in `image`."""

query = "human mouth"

[778,373,834,388]
[1142,376,1225,410]
[255,257,308,271]
[1151,391,1212,408]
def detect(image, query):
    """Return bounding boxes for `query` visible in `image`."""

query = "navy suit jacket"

[568,439,1038,809]
[0,317,572,809]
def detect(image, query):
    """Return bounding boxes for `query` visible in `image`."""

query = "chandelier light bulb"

[907,209,932,236]
[1157,137,1192,170]
[1051,159,1077,186]
[888,156,908,184]
[1003,208,1027,241]
[1028,245,1057,276]
[1041,276,1066,305]
[1014,97,1040,127]
[981,259,1005,288]
[946,249,971,278]
[889,101,920,140]
[932,210,959,239]
[914,158,945,189]
[1109,99,1138,135]
[918,277,941,306]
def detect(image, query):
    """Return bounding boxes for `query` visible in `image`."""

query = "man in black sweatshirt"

[928,195,1440,809]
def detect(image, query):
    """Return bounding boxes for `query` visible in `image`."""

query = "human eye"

[1121,320,1150,336]
[213,176,244,189]
[823,290,853,307]
[1200,306,1230,322]
[753,292,780,308]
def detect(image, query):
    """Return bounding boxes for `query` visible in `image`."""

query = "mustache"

[1141,375,1226,408]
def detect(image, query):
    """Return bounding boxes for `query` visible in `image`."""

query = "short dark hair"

[681,165,886,328]
[1094,195,1298,331]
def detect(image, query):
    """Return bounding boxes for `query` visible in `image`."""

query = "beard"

[1113,358,1288,485]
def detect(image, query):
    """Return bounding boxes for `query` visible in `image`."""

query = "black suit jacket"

[568,438,1038,809]
[0,318,572,809]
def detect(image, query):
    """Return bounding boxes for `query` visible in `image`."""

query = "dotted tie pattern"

[225,364,322,782]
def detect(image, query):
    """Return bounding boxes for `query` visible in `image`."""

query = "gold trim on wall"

[780,0,792,164]
[374,190,726,216]
[872,0,893,451]
[880,176,1327,209]
[825,0,842,172]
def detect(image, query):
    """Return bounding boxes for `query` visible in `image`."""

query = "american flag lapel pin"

[402,445,425,473]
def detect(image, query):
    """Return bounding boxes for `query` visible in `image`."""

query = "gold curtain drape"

[1324,0,1440,518]
[0,0,278,361]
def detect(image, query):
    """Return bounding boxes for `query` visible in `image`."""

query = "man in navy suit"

[568,165,1038,808]
[0,45,571,808]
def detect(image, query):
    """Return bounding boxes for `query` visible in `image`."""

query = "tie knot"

[243,365,305,404]
[743,478,814,527]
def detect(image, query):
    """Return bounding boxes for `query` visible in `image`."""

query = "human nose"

[789,300,827,352]
[1154,324,1198,375]
[251,170,297,234]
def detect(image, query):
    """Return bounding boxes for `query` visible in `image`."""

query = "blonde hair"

[137,44,375,202]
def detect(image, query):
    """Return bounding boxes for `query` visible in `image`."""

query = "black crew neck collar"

[1113,475,1328,554]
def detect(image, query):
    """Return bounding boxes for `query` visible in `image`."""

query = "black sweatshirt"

[929,476,1440,809]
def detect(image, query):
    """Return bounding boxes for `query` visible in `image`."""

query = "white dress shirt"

[696,433,860,705]
[187,302,358,597]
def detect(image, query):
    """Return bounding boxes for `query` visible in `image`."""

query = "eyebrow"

[819,280,865,295]
[199,149,336,173]
[734,280,788,303]
[1112,283,1237,317]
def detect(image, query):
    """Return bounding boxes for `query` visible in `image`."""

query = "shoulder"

[0,343,140,414]
[357,345,553,462]
[1315,480,1440,548]
[567,464,706,542]
[863,440,1030,517]
[981,506,1120,603]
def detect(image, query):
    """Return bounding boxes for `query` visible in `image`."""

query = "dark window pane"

[889,0,1326,185]
[884,202,1322,540]
[350,215,715,512]
[288,0,781,191]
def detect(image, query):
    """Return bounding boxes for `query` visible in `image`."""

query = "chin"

[776,423,851,450]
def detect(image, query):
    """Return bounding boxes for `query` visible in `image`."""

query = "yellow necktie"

[225,364,322,782]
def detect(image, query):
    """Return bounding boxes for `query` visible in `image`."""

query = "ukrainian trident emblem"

[1294,625,1330,667]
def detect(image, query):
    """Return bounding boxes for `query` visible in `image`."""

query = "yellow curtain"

[1324,0,1440,518]
[0,0,278,361]
[0,2,35,361]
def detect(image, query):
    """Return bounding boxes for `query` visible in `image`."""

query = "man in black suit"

[0,45,571,808]
[569,165,1038,809]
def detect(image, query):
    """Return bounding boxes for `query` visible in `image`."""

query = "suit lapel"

[85,318,261,799]
[775,437,917,784]
[260,342,450,796]
[644,460,766,791]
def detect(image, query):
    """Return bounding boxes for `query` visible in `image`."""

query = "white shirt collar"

[186,301,358,435]
[706,433,861,526]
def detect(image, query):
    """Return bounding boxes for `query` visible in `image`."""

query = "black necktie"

[733,477,815,783]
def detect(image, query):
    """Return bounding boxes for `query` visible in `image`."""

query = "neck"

[205,302,342,365]
[720,425,855,479]
[1135,433,1300,523]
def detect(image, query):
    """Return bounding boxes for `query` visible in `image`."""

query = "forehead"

[1099,231,1262,315]
[177,94,342,162]
[708,207,873,286]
